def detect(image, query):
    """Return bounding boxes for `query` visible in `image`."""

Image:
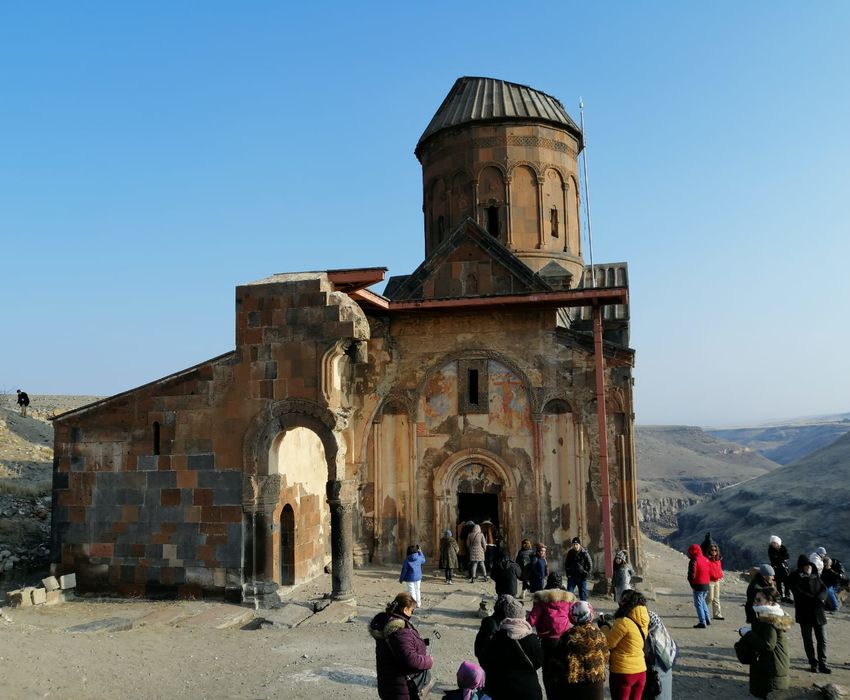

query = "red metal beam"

[593,305,614,582]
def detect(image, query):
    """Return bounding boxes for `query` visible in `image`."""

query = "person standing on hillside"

[735,586,792,699]
[16,389,30,417]
[687,543,711,628]
[707,543,725,620]
[808,546,827,576]
[700,531,714,557]
[768,536,792,602]
[746,565,775,623]
[565,537,593,602]
[821,557,848,612]
[788,554,830,674]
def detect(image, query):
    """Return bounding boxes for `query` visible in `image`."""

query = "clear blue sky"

[2,2,848,427]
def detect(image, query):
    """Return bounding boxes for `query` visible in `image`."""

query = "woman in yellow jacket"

[599,589,649,700]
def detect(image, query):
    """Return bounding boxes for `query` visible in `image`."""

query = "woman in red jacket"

[706,543,724,621]
[687,543,711,628]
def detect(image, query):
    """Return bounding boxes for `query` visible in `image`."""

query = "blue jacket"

[400,551,426,583]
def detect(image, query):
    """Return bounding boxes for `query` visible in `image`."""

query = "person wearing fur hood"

[479,594,543,699]
[736,586,792,699]
[369,592,434,700]
[467,524,488,582]
[527,577,577,699]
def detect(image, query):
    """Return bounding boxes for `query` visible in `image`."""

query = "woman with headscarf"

[439,529,459,584]
[546,601,609,700]
[371,592,434,700]
[442,661,492,700]
[599,588,649,700]
[479,594,543,699]
[646,611,678,700]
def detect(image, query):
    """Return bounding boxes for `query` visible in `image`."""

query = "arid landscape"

[2,395,850,698]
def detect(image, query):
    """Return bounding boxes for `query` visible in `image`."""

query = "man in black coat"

[745,564,775,623]
[16,389,30,417]
[788,554,830,674]
[564,537,592,601]
[490,548,522,598]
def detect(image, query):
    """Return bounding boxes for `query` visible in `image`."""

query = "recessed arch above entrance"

[432,448,520,559]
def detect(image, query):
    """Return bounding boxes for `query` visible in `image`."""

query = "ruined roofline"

[350,285,628,313]
[51,350,236,423]
[556,326,635,360]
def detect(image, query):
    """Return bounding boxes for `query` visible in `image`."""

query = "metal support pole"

[593,305,613,581]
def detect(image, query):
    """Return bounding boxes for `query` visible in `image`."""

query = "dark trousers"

[800,623,828,664]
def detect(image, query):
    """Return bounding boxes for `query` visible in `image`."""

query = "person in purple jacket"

[399,544,426,606]
[371,592,434,700]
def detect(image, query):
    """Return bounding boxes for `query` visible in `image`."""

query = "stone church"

[51,77,639,601]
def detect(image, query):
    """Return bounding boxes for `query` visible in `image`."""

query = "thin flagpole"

[579,98,595,288]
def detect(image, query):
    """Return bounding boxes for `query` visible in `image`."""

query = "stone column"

[326,479,356,601]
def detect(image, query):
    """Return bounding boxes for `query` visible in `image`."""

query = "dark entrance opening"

[457,492,499,528]
[280,504,295,585]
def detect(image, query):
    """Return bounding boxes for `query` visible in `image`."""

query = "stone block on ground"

[175,603,254,630]
[66,617,134,634]
[261,602,314,628]
[59,573,77,590]
[45,590,64,606]
[42,576,61,592]
[132,606,197,628]
[299,599,357,627]
[31,588,47,605]
[20,587,36,607]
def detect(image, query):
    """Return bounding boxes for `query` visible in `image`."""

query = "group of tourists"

[378,533,676,700]
[689,531,848,699]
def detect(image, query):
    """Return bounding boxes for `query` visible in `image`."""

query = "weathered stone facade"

[51,77,639,600]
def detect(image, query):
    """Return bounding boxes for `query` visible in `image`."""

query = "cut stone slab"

[176,604,254,630]
[45,590,63,606]
[66,617,134,634]
[20,587,36,607]
[132,606,197,628]
[31,588,47,605]
[42,576,61,592]
[261,602,314,628]
[299,600,357,627]
[59,573,77,590]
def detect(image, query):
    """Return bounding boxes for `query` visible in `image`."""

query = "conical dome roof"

[415,76,582,158]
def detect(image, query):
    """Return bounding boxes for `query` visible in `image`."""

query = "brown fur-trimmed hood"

[755,607,793,632]
[532,588,576,604]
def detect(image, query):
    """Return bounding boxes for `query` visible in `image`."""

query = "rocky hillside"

[0,394,101,578]
[708,414,850,464]
[635,425,779,538]
[671,429,850,568]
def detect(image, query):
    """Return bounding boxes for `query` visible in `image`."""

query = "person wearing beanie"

[687,543,711,628]
[745,564,775,623]
[768,535,792,602]
[547,601,609,700]
[439,529,459,584]
[565,537,593,601]
[442,661,491,700]
[808,546,827,576]
[479,595,543,699]
[788,554,830,674]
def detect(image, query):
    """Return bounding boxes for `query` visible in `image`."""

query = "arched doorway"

[433,449,519,558]
[280,504,295,585]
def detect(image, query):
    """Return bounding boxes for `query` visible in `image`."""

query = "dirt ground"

[1,537,848,700]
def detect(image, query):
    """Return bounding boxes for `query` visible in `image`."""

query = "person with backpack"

[16,389,30,417]
[821,557,846,612]
[598,588,649,700]
[646,610,678,700]
[489,547,521,597]
[515,539,535,598]
[370,592,434,700]
[734,586,791,698]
